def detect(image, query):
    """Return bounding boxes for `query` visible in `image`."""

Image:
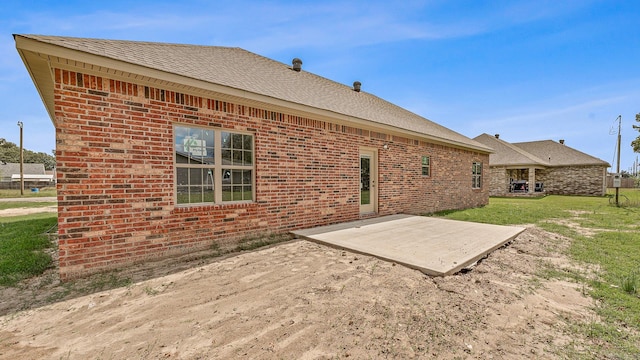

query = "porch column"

[528,167,536,193]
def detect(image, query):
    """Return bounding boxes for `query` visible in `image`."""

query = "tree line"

[0,138,55,170]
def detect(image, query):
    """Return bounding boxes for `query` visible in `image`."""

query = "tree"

[633,113,640,153]
[0,138,56,170]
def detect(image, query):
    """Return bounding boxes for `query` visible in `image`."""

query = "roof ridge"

[513,139,609,165]
[487,134,549,165]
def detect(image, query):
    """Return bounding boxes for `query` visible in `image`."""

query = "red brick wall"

[54,68,489,279]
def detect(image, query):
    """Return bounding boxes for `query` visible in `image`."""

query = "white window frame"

[421,155,430,176]
[472,162,482,189]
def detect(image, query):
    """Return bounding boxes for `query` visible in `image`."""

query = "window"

[175,125,254,205]
[221,132,254,201]
[472,162,482,189]
[421,156,430,176]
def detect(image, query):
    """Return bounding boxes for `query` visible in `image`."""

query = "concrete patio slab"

[292,214,526,276]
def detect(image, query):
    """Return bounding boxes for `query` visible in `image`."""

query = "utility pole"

[17,121,24,196]
[615,115,621,206]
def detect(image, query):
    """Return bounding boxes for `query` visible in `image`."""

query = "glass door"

[360,149,377,214]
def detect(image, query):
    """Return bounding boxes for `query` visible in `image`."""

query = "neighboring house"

[16,34,492,279]
[473,134,609,197]
[0,162,52,188]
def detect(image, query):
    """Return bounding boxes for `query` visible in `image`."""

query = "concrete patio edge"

[292,214,526,276]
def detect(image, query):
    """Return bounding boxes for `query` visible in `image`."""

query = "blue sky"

[2,0,639,172]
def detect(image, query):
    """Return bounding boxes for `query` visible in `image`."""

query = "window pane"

[203,189,214,202]
[242,170,252,184]
[232,169,242,184]
[190,168,203,186]
[232,186,242,200]
[177,168,188,186]
[176,128,254,205]
[243,150,252,165]
[222,169,253,201]
[175,125,214,164]
[188,186,203,203]
[222,186,232,201]
[222,149,232,165]
[243,186,252,200]
[177,185,189,204]
[232,150,243,165]
[243,135,253,151]
[221,132,231,149]
[176,166,214,204]
[232,134,243,149]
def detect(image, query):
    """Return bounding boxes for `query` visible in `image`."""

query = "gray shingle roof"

[513,140,609,167]
[16,34,490,152]
[0,163,46,178]
[473,134,609,167]
[473,134,548,166]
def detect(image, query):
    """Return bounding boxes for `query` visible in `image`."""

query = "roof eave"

[14,35,57,126]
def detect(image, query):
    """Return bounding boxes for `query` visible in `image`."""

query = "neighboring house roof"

[14,34,491,153]
[175,151,214,164]
[513,140,609,167]
[0,163,46,179]
[473,134,609,168]
[473,134,548,167]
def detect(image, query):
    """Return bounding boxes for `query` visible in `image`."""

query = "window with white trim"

[472,162,482,189]
[174,125,254,205]
[421,156,430,176]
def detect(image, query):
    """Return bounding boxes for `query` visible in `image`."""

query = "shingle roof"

[473,134,609,167]
[473,134,548,167]
[513,140,609,167]
[0,163,46,178]
[15,34,490,153]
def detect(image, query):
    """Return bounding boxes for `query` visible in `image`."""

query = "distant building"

[0,162,53,188]
[474,134,609,196]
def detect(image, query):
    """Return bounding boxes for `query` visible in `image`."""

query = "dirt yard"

[0,226,596,359]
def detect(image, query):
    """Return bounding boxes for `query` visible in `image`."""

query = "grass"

[0,212,59,224]
[0,201,57,210]
[0,214,57,286]
[0,187,57,198]
[435,188,640,358]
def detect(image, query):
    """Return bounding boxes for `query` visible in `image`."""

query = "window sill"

[172,201,257,213]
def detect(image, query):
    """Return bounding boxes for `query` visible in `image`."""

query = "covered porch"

[506,167,545,195]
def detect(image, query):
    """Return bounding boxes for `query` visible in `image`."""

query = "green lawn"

[0,214,57,286]
[436,189,640,358]
[0,187,57,198]
[0,201,57,211]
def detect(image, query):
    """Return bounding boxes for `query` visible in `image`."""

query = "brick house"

[474,134,609,196]
[16,34,491,279]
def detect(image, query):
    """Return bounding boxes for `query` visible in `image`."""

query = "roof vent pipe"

[559,139,565,144]
[353,81,361,92]
[494,134,500,139]
[292,58,302,72]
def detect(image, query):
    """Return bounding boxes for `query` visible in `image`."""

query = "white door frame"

[359,148,378,214]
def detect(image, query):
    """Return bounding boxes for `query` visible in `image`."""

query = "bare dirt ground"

[0,225,598,359]
[0,196,57,216]
[0,206,57,216]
